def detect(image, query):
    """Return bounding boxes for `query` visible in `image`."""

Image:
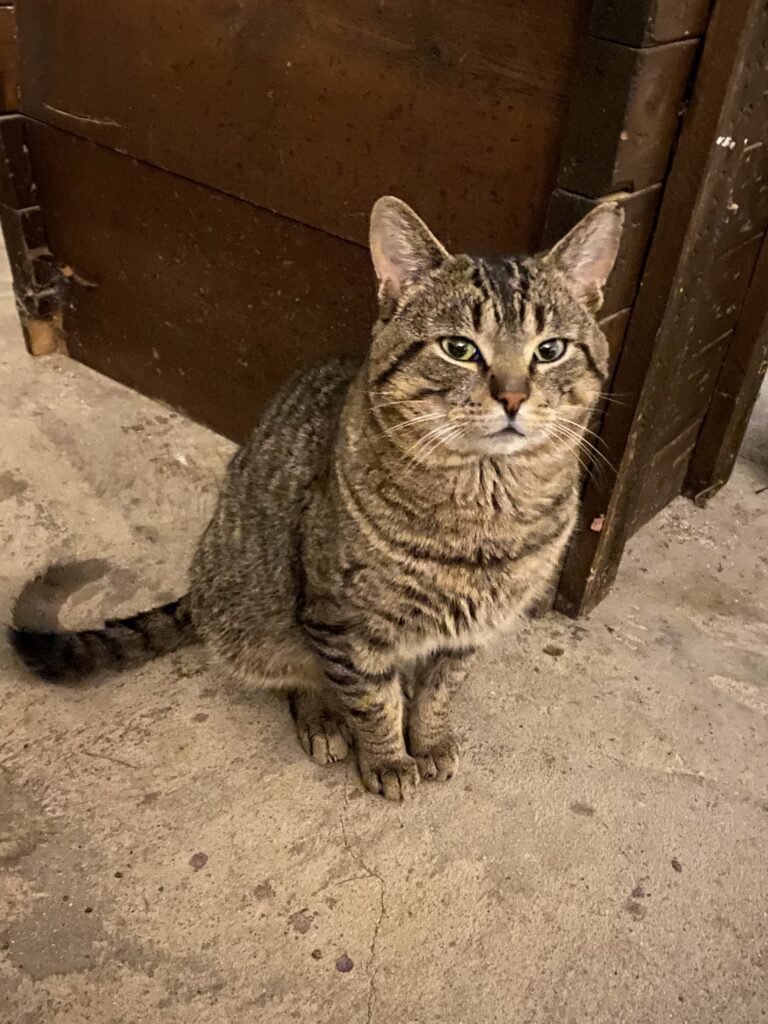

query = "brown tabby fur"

[10,197,623,800]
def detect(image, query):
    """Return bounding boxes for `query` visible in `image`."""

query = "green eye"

[534,338,568,363]
[439,336,480,363]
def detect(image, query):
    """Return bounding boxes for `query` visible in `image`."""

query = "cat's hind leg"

[289,688,350,766]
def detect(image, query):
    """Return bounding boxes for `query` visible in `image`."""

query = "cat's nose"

[497,390,528,416]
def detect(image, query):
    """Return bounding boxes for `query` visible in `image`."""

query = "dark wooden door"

[554,0,768,616]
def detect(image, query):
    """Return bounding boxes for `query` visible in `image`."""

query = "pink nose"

[498,391,528,415]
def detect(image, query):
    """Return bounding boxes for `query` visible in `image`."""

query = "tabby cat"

[11,196,623,800]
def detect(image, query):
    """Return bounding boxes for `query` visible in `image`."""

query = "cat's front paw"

[359,754,419,801]
[410,733,460,782]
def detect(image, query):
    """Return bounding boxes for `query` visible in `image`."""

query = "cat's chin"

[446,429,537,457]
[481,432,533,455]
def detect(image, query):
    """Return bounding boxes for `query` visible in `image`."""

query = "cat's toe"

[359,755,419,800]
[413,739,460,782]
[299,720,349,765]
[293,691,350,766]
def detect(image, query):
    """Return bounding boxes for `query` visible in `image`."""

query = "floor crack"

[340,768,387,1024]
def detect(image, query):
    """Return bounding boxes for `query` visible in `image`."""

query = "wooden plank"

[557,37,699,198]
[0,6,18,112]
[15,0,589,254]
[26,122,375,442]
[543,185,662,318]
[685,231,768,501]
[0,113,34,207]
[591,0,711,47]
[555,0,768,617]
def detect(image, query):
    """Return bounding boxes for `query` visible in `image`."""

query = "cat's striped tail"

[9,583,196,682]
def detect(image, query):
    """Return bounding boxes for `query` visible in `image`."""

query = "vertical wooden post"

[555,0,768,616]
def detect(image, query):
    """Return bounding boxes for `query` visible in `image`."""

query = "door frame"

[553,0,768,616]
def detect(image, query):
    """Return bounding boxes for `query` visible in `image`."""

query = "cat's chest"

[389,516,572,657]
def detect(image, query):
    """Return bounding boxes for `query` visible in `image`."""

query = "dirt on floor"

[1,258,767,1024]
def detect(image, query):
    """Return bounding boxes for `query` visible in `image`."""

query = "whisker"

[560,429,617,476]
[554,416,609,446]
[401,421,465,467]
[543,426,593,480]
[548,423,616,482]
[416,426,466,468]
[401,422,455,459]
[595,394,632,408]
[371,398,431,411]
[557,434,616,479]
[554,416,613,454]
[382,412,446,436]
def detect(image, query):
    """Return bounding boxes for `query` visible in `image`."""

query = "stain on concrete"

[0,768,44,863]
[0,470,28,501]
[624,898,648,921]
[3,893,108,980]
[287,909,315,935]
[570,801,596,817]
[254,881,276,900]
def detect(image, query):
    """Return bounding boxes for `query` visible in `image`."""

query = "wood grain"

[685,232,768,500]
[0,6,18,112]
[26,122,375,441]
[16,0,589,253]
[557,37,699,197]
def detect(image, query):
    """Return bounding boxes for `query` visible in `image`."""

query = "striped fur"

[12,197,622,799]
[10,596,194,680]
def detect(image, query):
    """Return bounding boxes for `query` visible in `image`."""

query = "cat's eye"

[439,336,480,363]
[534,338,568,363]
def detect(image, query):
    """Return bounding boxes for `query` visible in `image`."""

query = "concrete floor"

[1,254,767,1024]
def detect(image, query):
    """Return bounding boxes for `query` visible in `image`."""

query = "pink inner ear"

[571,241,618,293]
[550,204,624,307]
[370,197,449,301]
[371,243,407,298]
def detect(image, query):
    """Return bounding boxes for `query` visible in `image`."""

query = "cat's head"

[366,196,623,460]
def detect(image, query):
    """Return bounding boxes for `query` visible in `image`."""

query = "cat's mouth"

[491,423,525,438]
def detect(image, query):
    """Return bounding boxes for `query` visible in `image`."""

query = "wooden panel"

[555,0,768,617]
[685,232,768,501]
[648,233,765,460]
[543,185,662,317]
[557,37,698,197]
[591,0,711,47]
[0,113,33,207]
[26,122,374,442]
[15,0,590,254]
[0,6,18,112]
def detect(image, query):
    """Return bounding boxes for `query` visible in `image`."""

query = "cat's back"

[237,356,359,507]
[189,358,359,648]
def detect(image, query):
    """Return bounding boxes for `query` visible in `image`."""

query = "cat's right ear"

[369,197,449,308]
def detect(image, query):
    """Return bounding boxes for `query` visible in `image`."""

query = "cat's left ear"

[546,202,624,313]
[369,196,449,306]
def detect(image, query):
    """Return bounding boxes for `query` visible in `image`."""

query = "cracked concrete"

[1,250,767,1023]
